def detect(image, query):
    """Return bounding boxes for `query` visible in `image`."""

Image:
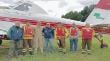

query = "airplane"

[0,0,85,39]
[86,0,110,34]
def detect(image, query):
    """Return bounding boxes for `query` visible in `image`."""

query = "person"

[94,32,108,48]
[55,22,66,53]
[0,37,3,48]
[69,23,79,52]
[33,22,44,53]
[81,23,94,54]
[42,23,54,53]
[7,21,23,58]
[22,22,34,55]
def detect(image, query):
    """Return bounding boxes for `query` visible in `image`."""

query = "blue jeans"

[44,38,53,52]
[8,40,20,57]
[70,38,78,52]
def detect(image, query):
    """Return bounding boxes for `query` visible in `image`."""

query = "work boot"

[87,50,91,55]
[29,51,33,55]
[82,49,86,54]
[22,49,26,56]
[22,52,26,56]
[28,48,33,55]
[62,48,66,54]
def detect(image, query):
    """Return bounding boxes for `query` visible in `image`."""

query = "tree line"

[62,5,95,22]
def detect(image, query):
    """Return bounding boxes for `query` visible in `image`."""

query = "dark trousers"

[23,39,32,48]
[58,36,65,48]
[82,39,91,50]
[22,39,33,52]
[0,39,2,45]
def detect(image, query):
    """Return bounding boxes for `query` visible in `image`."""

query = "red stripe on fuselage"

[96,0,110,10]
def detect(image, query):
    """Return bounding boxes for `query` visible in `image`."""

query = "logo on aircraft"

[94,13,104,20]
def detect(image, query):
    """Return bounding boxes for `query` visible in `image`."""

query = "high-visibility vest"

[82,28,93,40]
[70,28,77,36]
[23,26,33,36]
[56,27,65,36]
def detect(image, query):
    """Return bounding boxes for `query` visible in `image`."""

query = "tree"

[80,4,95,22]
[62,4,95,22]
[62,11,83,21]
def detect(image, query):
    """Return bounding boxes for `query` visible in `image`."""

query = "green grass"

[0,35,110,61]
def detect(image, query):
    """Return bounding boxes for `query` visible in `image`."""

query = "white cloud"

[34,1,63,17]
[78,0,100,6]
[33,0,85,17]
[59,1,68,8]
[0,0,18,3]
[0,2,9,6]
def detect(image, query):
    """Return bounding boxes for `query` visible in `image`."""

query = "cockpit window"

[14,3,32,11]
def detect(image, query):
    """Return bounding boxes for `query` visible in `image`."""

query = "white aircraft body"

[0,0,85,35]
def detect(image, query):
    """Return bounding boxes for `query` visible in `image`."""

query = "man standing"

[8,22,23,57]
[42,23,54,53]
[69,23,79,52]
[34,22,44,53]
[55,22,66,53]
[0,36,3,48]
[81,23,94,54]
[22,22,34,55]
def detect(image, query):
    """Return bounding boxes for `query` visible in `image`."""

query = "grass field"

[0,35,110,61]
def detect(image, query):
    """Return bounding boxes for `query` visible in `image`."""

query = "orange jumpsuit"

[22,26,34,54]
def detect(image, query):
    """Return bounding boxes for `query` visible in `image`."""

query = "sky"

[0,0,100,17]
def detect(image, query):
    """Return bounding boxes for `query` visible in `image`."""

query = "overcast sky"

[0,0,100,17]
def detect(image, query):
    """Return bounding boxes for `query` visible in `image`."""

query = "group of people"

[7,21,94,57]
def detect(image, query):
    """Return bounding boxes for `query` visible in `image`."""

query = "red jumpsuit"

[55,27,66,48]
[82,27,94,50]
